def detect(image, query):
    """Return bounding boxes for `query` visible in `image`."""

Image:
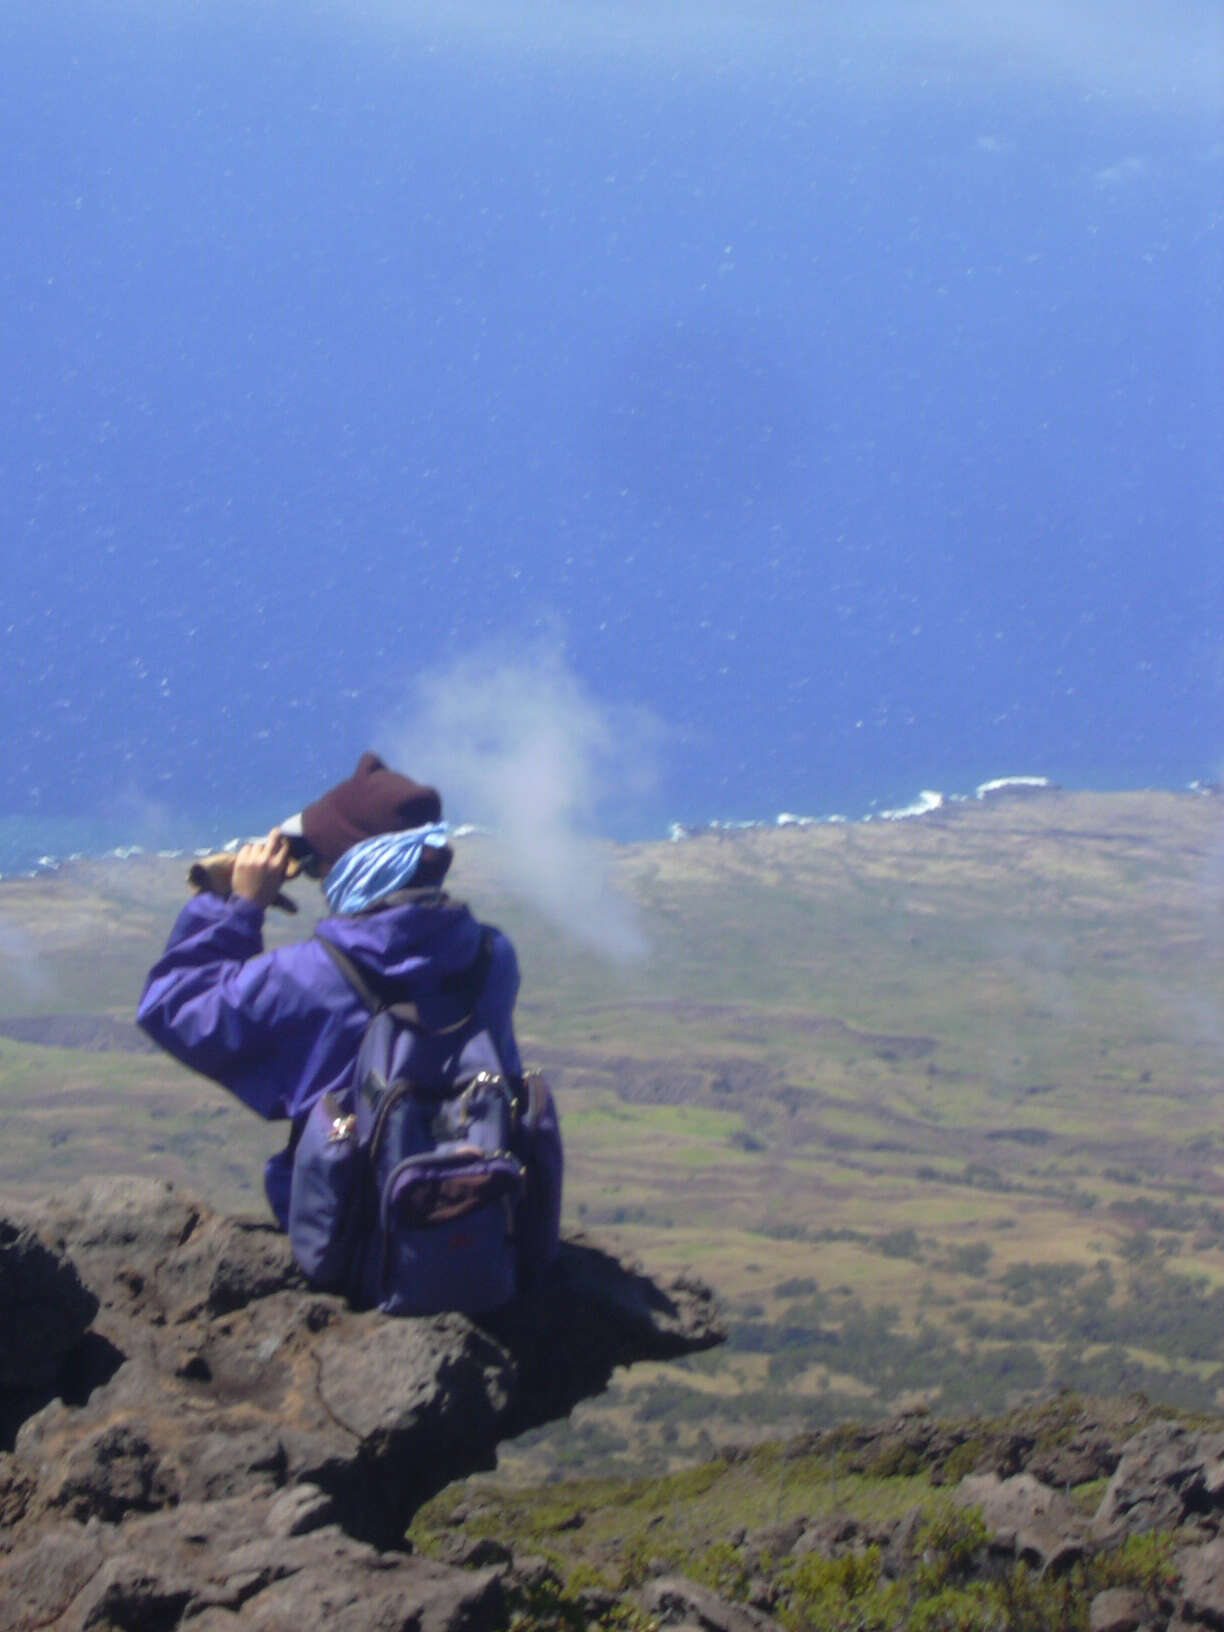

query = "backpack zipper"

[366,1078,418,1169]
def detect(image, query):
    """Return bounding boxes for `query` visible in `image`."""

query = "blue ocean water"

[2,2,1221,873]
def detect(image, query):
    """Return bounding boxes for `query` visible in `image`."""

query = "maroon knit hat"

[299,752,444,870]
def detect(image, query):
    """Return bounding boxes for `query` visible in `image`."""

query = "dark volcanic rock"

[1088,1588,1149,1632]
[954,1471,1087,1573]
[44,1419,179,1522]
[0,1219,99,1453]
[1177,1536,1224,1628]
[1094,1421,1224,1541]
[1028,1418,1127,1488]
[743,1516,806,1568]
[0,1497,508,1632]
[0,1220,98,1393]
[484,1235,722,1440]
[791,1513,862,1561]
[642,1574,787,1632]
[0,1175,721,1629]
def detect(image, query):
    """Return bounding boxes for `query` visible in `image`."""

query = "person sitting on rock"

[137,752,522,1228]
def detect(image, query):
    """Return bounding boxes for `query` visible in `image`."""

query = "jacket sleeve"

[136,893,325,1121]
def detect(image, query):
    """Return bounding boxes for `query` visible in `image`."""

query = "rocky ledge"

[0,1176,721,1631]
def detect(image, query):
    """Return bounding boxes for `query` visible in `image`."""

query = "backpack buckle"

[457,1070,501,1120]
[327,1112,356,1144]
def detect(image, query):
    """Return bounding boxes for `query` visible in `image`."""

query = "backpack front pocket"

[377,1152,523,1316]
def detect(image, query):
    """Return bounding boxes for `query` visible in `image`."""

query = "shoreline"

[1,776,1218,883]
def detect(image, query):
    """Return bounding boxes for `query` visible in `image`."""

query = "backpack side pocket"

[514,1072,563,1290]
[288,1090,363,1290]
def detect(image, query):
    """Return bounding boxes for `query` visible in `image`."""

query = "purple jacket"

[136,890,521,1225]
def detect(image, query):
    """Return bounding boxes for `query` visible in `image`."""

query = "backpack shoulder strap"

[316,934,424,1028]
[315,928,495,1036]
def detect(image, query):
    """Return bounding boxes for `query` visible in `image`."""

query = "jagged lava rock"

[0,1218,101,1458]
[1093,1420,1224,1541]
[0,1220,98,1395]
[954,1470,1087,1574]
[0,1175,721,1630]
[1088,1588,1149,1632]
[1176,1536,1224,1628]
[0,1495,508,1632]
[641,1575,786,1632]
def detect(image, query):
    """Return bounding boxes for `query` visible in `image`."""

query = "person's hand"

[231,829,292,908]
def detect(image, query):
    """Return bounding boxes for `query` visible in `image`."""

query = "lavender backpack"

[288,931,562,1316]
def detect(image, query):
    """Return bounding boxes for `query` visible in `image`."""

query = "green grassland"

[410,1394,1193,1632]
[2,790,1224,1478]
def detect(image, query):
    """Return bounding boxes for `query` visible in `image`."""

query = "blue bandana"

[323,823,450,914]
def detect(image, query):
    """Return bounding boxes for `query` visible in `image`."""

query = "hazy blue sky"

[2,1,1220,858]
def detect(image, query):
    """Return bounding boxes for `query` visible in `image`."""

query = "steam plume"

[0,920,56,1004]
[385,646,657,964]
